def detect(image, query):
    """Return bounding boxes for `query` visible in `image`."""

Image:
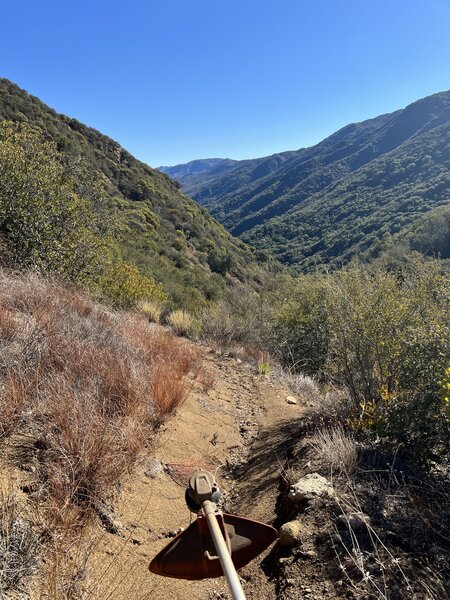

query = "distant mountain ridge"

[162,92,450,270]
[159,158,239,198]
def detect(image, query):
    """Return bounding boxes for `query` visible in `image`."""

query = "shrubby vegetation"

[170,91,450,271]
[0,272,195,594]
[323,260,449,463]
[0,121,166,307]
[0,78,268,310]
[199,257,449,465]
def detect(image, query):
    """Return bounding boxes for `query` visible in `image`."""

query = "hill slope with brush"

[162,91,450,270]
[0,78,267,307]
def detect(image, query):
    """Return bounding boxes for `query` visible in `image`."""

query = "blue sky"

[1,0,450,166]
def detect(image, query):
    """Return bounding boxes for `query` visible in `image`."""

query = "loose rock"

[337,511,371,530]
[144,458,164,479]
[289,473,334,503]
[279,520,302,547]
[286,395,298,405]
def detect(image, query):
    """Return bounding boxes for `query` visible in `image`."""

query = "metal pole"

[202,500,246,600]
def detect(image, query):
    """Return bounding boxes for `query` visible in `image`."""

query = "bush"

[99,261,167,308]
[269,274,329,374]
[0,122,112,286]
[0,121,169,310]
[137,299,164,323]
[167,309,199,338]
[325,259,450,464]
[207,247,233,274]
[198,300,259,350]
[268,258,449,465]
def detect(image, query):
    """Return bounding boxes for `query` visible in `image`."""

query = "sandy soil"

[83,347,301,600]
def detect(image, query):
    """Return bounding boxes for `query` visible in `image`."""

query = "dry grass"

[137,299,164,323]
[192,362,215,391]
[274,368,322,403]
[0,270,195,596]
[167,309,197,337]
[0,473,39,597]
[311,426,358,476]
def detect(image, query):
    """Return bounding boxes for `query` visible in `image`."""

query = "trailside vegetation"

[0,121,166,307]
[198,257,450,466]
[0,272,195,595]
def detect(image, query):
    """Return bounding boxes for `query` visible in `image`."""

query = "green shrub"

[267,258,449,464]
[269,274,329,375]
[0,121,169,310]
[207,247,233,274]
[99,261,167,309]
[324,259,449,464]
[0,121,112,286]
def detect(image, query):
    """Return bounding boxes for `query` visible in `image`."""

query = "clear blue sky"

[1,0,450,166]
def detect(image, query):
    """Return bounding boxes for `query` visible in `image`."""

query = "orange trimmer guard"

[149,513,277,580]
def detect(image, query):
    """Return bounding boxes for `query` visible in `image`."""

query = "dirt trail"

[87,346,303,600]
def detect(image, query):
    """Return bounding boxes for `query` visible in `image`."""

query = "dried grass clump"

[0,485,39,596]
[137,299,164,323]
[167,309,198,337]
[0,271,194,530]
[311,426,358,476]
[275,368,322,403]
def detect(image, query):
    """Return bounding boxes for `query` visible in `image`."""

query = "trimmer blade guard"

[149,513,277,580]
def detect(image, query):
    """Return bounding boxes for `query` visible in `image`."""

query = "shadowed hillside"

[163,91,450,270]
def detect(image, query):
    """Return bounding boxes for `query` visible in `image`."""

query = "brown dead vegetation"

[0,271,195,597]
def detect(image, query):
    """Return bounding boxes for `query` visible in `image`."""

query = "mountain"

[0,79,267,307]
[159,158,239,199]
[164,92,450,270]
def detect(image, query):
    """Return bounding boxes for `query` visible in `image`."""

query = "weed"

[137,299,164,323]
[257,362,272,376]
[167,309,198,338]
[311,426,358,476]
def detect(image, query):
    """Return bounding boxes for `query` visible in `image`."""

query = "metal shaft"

[202,500,246,600]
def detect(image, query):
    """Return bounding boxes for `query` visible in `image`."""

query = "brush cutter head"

[149,512,277,580]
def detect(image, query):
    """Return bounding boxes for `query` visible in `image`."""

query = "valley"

[0,76,448,600]
[161,92,450,270]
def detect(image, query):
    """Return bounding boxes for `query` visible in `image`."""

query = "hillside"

[0,79,266,307]
[163,92,450,270]
[2,271,447,599]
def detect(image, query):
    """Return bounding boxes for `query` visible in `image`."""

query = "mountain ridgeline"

[161,92,450,270]
[0,79,267,308]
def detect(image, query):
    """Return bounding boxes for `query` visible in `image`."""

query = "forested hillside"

[163,92,450,270]
[0,79,267,308]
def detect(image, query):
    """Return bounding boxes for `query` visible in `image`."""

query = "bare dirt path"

[87,346,303,600]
